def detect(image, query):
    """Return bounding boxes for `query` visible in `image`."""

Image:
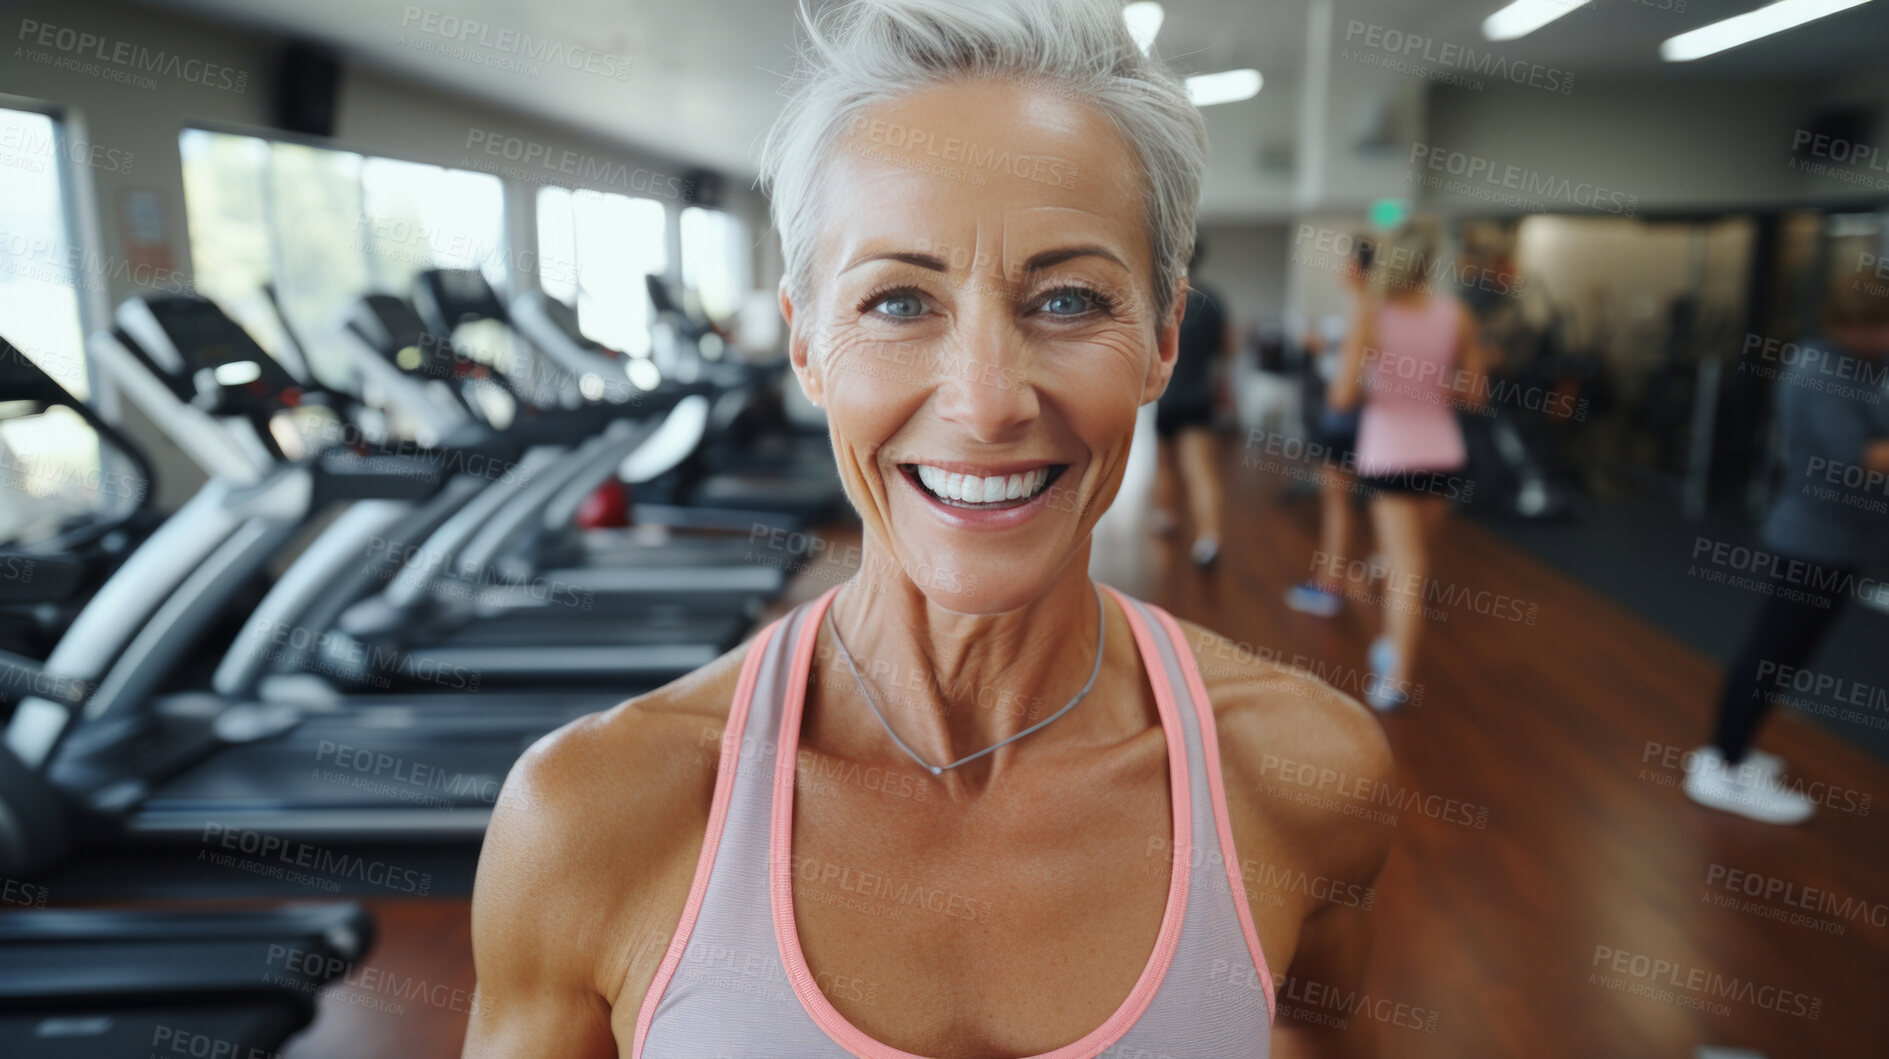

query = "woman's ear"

[1141,277,1189,404]
[782,282,825,408]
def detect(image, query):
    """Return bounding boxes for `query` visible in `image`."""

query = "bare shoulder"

[1171,618,1391,776]
[470,637,758,1001]
[492,634,752,849]
[1172,619,1395,881]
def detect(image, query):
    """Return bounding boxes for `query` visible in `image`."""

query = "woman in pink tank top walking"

[1329,221,1489,711]
[463,2,1395,1057]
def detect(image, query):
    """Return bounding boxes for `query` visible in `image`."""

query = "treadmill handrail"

[0,649,89,710]
[379,446,564,608]
[332,300,478,442]
[3,481,255,768]
[510,290,644,403]
[88,330,265,485]
[457,419,657,577]
[618,393,711,485]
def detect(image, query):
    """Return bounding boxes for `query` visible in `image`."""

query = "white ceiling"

[136,0,1889,179]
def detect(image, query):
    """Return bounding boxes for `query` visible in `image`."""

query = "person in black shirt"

[1155,237,1231,567]
[1684,270,1889,825]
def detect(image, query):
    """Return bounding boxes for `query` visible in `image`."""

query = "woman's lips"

[898,462,1069,518]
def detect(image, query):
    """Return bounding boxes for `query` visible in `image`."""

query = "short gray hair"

[758,0,1209,322]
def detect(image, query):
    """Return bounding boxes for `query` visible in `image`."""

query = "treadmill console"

[349,295,492,385]
[414,267,508,339]
[0,337,79,408]
[132,297,302,417]
[538,294,616,358]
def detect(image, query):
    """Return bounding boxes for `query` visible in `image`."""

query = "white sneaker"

[1684,747,1814,825]
[1284,582,1342,617]
[1191,536,1220,568]
[1737,747,1784,778]
[1365,683,1409,712]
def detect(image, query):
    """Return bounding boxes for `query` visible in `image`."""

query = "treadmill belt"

[574,532,777,566]
[437,610,748,649]
[0,1001,299,1059]
[141,704,597,812]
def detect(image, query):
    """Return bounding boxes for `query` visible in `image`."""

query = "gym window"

[535,185,667,357]
[680,206,748,323]
[0,105,100,522]
[179,128,510,387]
[0,107,90,399]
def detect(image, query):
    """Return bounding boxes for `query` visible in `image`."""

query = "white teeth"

[911,464,1053,506]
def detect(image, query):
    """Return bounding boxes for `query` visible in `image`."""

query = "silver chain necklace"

[825,586,1108,776]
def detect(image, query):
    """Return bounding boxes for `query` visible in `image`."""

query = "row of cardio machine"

[0,268,842,1057]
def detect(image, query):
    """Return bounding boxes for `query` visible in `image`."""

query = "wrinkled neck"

[817,537,1106,783]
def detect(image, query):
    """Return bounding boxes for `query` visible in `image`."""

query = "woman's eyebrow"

[839,250,949,275]
[838,244,1128,277]
[1023,245,1128,272]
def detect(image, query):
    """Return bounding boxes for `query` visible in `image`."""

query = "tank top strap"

[633,588,837,1058]
[1102,586,1277,1022]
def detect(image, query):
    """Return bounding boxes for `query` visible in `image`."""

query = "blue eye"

[872,293,925,318]
[1040,289,1097,316]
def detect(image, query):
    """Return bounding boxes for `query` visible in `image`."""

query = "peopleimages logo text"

[399,6,634,80]
[1343,19,1575,94]
[1408,144,1638,216]
[16,19,249,93]
[462,130,687,199]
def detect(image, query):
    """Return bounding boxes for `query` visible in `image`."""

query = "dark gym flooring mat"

[1477,495,1889,764]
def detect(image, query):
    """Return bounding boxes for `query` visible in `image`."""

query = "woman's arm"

[1325,301,1374,412]
[463,699,723,1058]
[1194,617,1396,1059]
[1453,301,1491,415]
[1262,715,1395,1059]
[463,725,624,1058]
[1270,903,1383,1059]
[1866,437,1889,473]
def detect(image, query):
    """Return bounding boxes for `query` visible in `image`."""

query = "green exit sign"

[1369,198,1409,230]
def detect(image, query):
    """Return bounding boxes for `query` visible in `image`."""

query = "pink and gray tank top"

[633,585,1275,1058]
[1354,294,1468,476]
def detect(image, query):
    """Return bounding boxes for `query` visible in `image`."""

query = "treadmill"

[0,897,376,1058]
[102,295,759,691]
[0,351,160,661]
[421,267,840,528]
[344,285,799,594]
[501,288,828,570]
[0,338,374,1059]
[1,317,629,872]
[642,273,844,523]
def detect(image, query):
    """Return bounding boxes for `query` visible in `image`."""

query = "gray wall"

[1421,77,1826,213]
[1193,222,1292,337]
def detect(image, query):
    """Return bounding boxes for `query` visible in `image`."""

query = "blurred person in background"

[1685,270,1889,824]
[1286,237,1375,618]
[1153,237,1231,568]
[1329,220,1487,711]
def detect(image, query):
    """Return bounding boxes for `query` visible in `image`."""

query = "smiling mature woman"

[463,2,1394,1057]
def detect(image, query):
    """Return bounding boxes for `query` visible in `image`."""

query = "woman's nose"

[928,311,1040,440]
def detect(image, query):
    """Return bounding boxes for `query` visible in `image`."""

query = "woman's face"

[784,79,1183,615]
